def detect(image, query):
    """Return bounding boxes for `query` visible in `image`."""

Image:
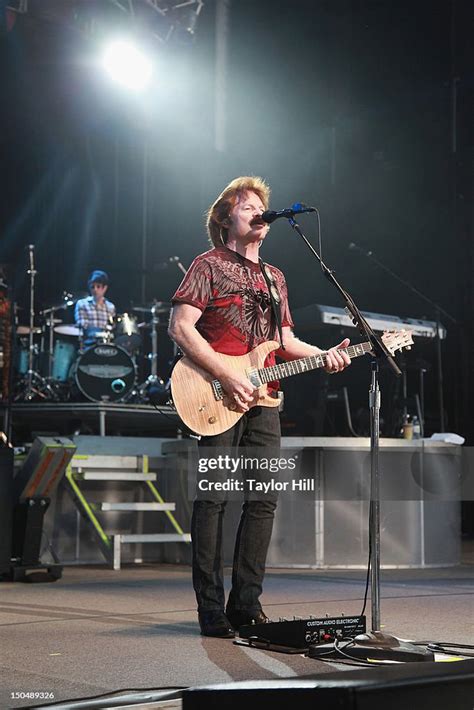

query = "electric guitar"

[170,330,413,436]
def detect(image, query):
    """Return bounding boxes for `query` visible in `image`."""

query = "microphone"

[260,203,316,224]
[154,256,181,271]
[27,244,35,272]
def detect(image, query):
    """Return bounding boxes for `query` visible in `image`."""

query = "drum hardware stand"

[104,313,115,344]
[284,214,433,662]
[137,301,167,403]
[15,246,57,402]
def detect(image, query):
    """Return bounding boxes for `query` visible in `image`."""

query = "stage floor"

[1,550,473,708]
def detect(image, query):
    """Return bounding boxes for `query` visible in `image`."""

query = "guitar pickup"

[246,368,263,388]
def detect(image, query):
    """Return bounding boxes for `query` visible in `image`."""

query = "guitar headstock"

[381,328,414,355]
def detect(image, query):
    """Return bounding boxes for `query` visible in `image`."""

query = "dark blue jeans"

[191,406,281,614]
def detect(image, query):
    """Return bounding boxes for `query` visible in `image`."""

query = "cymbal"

[40,302,75,314]
[137,321,168,329]
[132,301,171,314]
[54,324,81,337]
[17,325,42,335]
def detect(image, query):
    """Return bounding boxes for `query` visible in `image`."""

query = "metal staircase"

[65,454,190,569]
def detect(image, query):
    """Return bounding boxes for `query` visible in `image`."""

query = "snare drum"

[75,343,135,402]
[114,312,141,353]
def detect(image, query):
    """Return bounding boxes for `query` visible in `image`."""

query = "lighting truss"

[106,0,204,43]
[6,1,205,44]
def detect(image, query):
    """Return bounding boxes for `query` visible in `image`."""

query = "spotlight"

[102,40,153,91]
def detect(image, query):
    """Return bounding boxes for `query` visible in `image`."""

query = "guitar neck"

[258,342,373,384]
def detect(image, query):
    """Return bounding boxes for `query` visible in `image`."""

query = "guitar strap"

[259,258,285,351]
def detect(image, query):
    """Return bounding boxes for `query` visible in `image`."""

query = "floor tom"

[52,340,77,382]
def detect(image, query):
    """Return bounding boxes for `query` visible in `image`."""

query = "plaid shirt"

[75,296,116,336]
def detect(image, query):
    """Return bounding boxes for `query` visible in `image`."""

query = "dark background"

[0,0,472,442]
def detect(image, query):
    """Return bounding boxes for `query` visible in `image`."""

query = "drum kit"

[14,247,172,404]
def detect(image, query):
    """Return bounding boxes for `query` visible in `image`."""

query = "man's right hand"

[218,370,256,413]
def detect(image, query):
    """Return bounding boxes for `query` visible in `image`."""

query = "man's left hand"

[324,338,351,374]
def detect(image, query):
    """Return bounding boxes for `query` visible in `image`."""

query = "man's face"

[226,191,269,244]
[90,282,108,299]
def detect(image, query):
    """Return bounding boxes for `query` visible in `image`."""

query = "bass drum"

[75,343,135,402]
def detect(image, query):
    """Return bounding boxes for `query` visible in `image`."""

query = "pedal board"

[239,614,366,650]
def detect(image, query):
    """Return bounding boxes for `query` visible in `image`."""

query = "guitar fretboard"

[257,342,373,384]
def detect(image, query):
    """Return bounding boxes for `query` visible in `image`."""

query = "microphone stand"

[349,243,458,432]
[170,257,187,359]
[15,247,56,402]
[169,255,187,276]
[288,217,433,662]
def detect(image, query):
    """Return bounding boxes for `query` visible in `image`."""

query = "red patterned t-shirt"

[172,247,294,383]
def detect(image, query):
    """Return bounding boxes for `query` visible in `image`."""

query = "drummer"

[75,270,116,349]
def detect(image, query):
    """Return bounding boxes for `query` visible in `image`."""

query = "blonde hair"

[206,176,271,247]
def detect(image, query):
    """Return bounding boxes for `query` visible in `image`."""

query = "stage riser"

[163,438,462,569]
[37,436,463,569]
[11,403,179,439]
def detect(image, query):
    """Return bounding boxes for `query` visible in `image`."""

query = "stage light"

[102,40,153,91]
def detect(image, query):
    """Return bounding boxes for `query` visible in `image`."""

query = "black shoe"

[198,610,235,638]
[226,608,269,631]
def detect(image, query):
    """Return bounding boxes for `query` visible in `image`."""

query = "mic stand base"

[341,631,434,663]
[137,375,169,405]
[14,371,60,402]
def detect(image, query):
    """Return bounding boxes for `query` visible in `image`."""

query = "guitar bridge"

[211,379,224,401]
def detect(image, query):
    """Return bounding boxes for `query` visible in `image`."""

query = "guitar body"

[171,341,281,437]
[170,330,413,437]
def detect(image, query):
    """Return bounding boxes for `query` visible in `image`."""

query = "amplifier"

[0,447,13,575]
[239,614,366,650]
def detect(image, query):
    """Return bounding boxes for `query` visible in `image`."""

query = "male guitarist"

[168,176,351,638]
